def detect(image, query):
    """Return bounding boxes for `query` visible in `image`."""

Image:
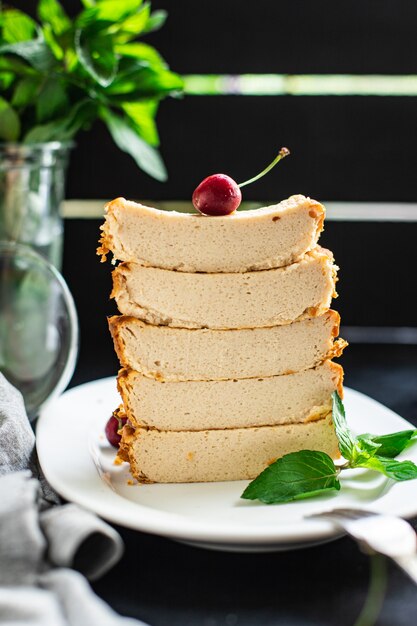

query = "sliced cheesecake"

[111,246,338,329]
[118,414,340,483]
[98,194,325,273]
[109,310,346,381]
[118,360,344,431]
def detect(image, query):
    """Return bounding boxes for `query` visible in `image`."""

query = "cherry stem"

[238,147,290,188]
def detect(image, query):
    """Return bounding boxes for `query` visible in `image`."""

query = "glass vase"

[0,142,72,269]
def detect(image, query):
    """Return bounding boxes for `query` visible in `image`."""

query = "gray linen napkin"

[0,373,147,626]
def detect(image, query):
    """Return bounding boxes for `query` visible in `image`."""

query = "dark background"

[15,0,417,201]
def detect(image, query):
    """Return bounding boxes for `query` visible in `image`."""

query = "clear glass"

[0,241,79,420]
[0,142,72,269]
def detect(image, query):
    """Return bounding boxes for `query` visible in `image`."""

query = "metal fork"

[308,508,417,585]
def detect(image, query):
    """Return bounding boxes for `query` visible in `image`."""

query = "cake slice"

[109,310,346,381]
[118,414,340,483]
[98,194,324,273]
[117,360,343,430]
[112,246,338,329]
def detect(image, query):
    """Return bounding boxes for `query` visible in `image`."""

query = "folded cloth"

[0,373,147,626]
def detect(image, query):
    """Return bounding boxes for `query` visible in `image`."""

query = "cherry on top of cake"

[192,147,290,216]
[97,148,326,273]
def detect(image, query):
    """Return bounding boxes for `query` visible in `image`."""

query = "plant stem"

[338,461,352,472]
[353,554,388,626]
[238,147,290,188]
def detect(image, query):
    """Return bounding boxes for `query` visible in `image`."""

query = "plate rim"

[36,378,417,546]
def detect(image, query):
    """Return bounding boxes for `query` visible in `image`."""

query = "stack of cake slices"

[98,194,346,483]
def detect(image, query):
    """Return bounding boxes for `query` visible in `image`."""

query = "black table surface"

[67,342,417,626]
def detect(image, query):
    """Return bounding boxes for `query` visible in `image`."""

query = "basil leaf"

[106,65,183,100]
[241,450,340,504]
[77,0,144,28]
[358,455,417,481]
[0,56,34,76]
[355,435,381,456]
[23,119,66,143]
[0,37,56,72]
[113,4,151,44]
[42,24,64,60]
[36,78,68,123]
[332,391,357,461]
[24,99,96,142]
[38,0,71,36]
[12,76,41,108]
[122,100,159,146]
[114,42,167,68]
[75,28,118,87]
[102,57,149,93]
[101,108,167,181]
[0,96,20,141]
[1,9,36,44]
[358,430,417,459]
[142,10,167,34]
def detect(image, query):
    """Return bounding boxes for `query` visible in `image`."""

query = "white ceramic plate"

[37,378,417,552]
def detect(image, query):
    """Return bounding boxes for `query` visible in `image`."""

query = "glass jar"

[0,142,72,269]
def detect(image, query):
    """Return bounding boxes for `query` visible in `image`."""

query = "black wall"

[15,1,417,202]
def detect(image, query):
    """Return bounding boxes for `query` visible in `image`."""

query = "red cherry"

[105,414,127,447]
[191,148,290,217]
[192,174,242,216]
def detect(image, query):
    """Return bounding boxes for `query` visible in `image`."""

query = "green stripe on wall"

[183,74,417,96]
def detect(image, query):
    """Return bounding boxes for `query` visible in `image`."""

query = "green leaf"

[24,99,96,142]
[122,100,159,146]
[358,455,417,482]
[106,65,183,100]
[0,96,20,141]
[355,435,381,456]
[1,9,37,43]
[113,3,150,43]
[0,37,56,72]
[241,450,340,504]
[0,56,35,76]
[11,76,40,108]
[142,10,167,34]
[101,108,167,181]
[93,0,143,22]
[42,24,65,60]
[358,430,417,459]
[23,119,64,143]
[103,56,148,85]
[114,42,167,68]
[36,78,68,123]
[77,0,144,28]
[75,28,118,87]
[0,70,15,90]
[331,391,357,461]
[38,0,71,36]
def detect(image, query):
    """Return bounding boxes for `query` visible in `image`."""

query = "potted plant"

[0,0,183,267]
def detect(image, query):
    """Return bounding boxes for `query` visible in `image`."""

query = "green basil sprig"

[0,0,183,181]
[241,392,417,505]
